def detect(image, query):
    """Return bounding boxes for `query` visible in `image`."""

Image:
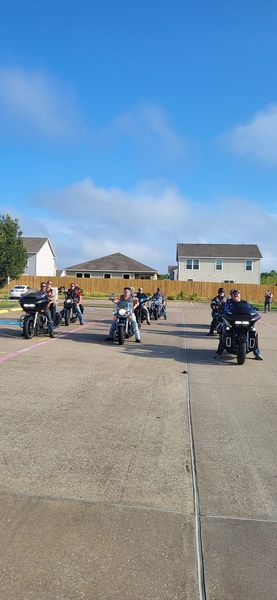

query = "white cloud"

[19,180,276,271]
[0,67,82,139]
[113,103,187,165]
[224,104,277,164]
[2,181,277,272]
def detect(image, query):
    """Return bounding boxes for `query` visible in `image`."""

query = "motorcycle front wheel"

[237,341,246,365]
[23,315,34,339]
[118,327,125,345]
[64,309,70,326]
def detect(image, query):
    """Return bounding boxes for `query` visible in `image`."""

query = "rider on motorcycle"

[66,283,84,325]
[135,287,151,325]
[106,287,141,342]
[46,280,57,324]
[151,288,167,319]
[207,287,227,335]
[215,289,263,360]
[39,281,55,337]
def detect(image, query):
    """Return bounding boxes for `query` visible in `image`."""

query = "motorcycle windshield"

[226,301,261,321]
[117,301,133,312]
[225,311,260,324]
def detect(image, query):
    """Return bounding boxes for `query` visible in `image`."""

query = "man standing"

[264,290,273,312]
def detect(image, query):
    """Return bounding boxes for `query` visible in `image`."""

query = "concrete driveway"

[0,302,276,599]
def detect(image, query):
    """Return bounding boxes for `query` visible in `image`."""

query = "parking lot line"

[0,323,91,365]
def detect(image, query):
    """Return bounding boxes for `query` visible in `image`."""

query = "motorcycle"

[112,299,134,345]
[19,291,56,339]
[61,296,84,326]
[220,305,261,365]
[210,299,221,329]
[134,296,150,328]
[149,297,163,320]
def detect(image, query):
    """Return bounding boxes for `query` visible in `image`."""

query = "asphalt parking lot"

[0,301,276,599]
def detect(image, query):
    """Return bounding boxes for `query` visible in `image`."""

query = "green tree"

[0,214,27,288]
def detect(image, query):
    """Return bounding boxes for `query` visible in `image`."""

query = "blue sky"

[1,1,277,271]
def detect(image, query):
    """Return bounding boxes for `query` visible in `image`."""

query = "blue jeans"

[75,304,84,324]
[209,310,219,333]
[45,308,54,332]
[109,313,140,340]
[161,304,167,318]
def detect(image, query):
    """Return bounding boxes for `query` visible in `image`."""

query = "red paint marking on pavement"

[0,322,92,365]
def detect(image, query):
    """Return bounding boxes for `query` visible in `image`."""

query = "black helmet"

[218,287,225,294]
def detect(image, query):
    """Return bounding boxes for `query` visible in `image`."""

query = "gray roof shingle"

[176,243,262,259]
[22,237,56,256]
[65,252,158,273]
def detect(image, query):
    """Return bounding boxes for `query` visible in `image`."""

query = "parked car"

[9,285,32,299]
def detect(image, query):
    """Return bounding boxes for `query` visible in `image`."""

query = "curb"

[0,307,22,314]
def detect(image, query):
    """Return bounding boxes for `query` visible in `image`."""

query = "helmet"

[218,287,225,294]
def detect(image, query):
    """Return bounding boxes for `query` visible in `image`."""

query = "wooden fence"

[3,275,276,303]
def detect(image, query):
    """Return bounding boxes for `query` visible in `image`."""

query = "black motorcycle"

[210,299,222,333]
[62,296,84,325]
[112,299,134,345]
[149,297,163,320]
[19,292,55,339]
[220,305,261,365]
[134,296,150,328]
[62,297,78,325]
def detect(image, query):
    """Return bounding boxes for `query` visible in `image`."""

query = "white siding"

[36,241,56,276]
[24,254,36,275]
[178,257,260,284]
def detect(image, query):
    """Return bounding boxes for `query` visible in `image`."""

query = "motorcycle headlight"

[242,321,250,325]
[66,299,71,304]
[235,321,242,325]
[23,303,35,308]
[118,308,127,316]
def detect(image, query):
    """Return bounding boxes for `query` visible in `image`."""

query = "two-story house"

[176,244,262,284]
[22,237,57,276]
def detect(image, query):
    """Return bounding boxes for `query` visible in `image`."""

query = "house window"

[187,278,194,282]
[245,260,253,271]
[186,259,192,269]
[104,273,111,279]
[123,274,130,279]
[84,273,91,278]
[215,258,223,271]
[186,258,200,270]
[76,273,83,278]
